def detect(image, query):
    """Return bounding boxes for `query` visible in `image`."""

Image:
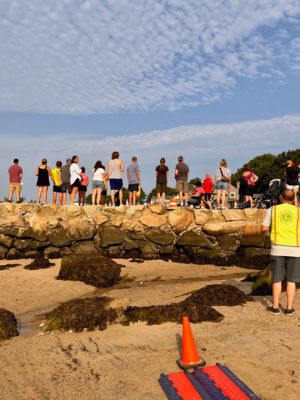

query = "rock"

[13,239,31,251]
[44,246,61,258]
[83,206,103,218]
[221,210,246,221]
[24,250,39,259]
[56,205,82,220]
[107,246,124,256]
[203,220,245,235]
[176,231,214,248]
[206,210,225,223]
[124,239,140,250]
[145,229,175,245]
[7,248,21,259]
[240,231,266,247]
[71,241,98,255]
[63,217,96,241]
[250,267,272,295]
[110,214,124,227]
[241,247,270,257]
[140,241,159,256]
[194,209,210,225]
[168,209,195,233]
[148,204,166,214]
[99,227,126,247]
[0,234,14,248]
[159,245,174,255]
[0,308,19,340]
[216,235,240,251]
[92,214,109,226]
[244,208,267,221]
[30,240,50,250]
[58,254,122,288]
[122,217,141,231]
[139,213,167,228]
[0,246,7,259]
[48,226,72,247]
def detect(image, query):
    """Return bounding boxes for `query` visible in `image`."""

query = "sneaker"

[285,308,295,316]
[267,306,280,315]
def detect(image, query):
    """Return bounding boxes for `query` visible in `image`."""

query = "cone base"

[176,357,206,370]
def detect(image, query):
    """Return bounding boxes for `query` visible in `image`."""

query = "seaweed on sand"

[24,255,55,270]
[0,308,19,340]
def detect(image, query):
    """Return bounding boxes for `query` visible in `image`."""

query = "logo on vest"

[279,211,295,225]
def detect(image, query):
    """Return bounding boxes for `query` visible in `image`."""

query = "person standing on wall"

[51,161,63,205]
[214,159,231,209]
[8,158,23,203]
[70,155,82,204]
[107,151,124,207]
[61,158,72,205]
[243,165,259,207]
[127,156,140,206]
[35,158,52,204]
[156,157,169,204]
[262,189,300,315]
[79,167,89,206]
[285,160,300,207]
[175,155,189,206]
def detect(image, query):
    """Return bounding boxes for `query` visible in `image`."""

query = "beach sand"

[0,259,299,400]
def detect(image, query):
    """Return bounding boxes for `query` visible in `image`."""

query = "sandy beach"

[0,258,299,400]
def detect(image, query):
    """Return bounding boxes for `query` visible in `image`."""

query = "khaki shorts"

[9,183,21,192]
[176,180,188,193]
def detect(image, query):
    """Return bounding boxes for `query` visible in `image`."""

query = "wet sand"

[0,259,299,400]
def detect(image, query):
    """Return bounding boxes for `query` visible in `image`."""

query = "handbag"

[220,168,230,182]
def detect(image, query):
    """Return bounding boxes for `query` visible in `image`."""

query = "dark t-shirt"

[156,165,169,184]
[175,163,189,181]
[286,166,300,185]
[61,164,71,184]
[8,164,23,183]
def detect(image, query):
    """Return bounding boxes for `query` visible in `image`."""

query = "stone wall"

[0,203,269,266]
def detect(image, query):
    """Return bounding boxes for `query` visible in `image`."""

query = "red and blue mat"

[159,364,261,400]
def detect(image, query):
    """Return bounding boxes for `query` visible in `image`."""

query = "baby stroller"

[255,179,284,208]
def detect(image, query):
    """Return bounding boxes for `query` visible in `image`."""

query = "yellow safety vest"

[270,203,300,247]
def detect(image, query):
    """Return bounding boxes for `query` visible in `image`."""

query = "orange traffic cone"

[177,316,206,370]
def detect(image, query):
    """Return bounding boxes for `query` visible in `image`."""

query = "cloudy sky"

[0,0,300,199]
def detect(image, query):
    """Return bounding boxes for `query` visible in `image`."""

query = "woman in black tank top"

[35,158,52,204]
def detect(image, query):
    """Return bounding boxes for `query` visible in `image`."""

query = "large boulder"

[0,234,14,248]
[148,204,166,215]
[48,226,72,247]
[71,241,99,255]
[145,229,175,245]
[221,210,246,221]
[58,254,122,288]
[168,209,195,233]
[139,213,167,228]
[203,220,245,235]
[99,227,126,247]
[176,231,214,248]
[194,209,210,225]
[216,235,240,251]
[0,308,19,340]
[62,217,96,241]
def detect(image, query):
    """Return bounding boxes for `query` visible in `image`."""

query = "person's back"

[108,159,122,179]
[156,164,169,185]
[51,167,61,187]
[8,159,23,202]
[203,176,213,193]
[286,165,299,185]
[175,162,189,181]
[61,163,71,184]
[127,162,140,185]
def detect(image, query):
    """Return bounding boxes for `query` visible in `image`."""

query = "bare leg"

[97,189,102,205]
[216,190,221,207]
[59,193,63,206]
[129,191,133,205]
[8,187,14,202]
[62,192,67,205]
[43,187,48,204]
[37,187,43,203]
[119,189,123,205]
[16,187,21,202]
[82,193,86,206]
[157,192,161,203]
[221,190,226,207]
[70,188,78,204]
[133,191,136,205]
[53,192,57,205]
[185,192,188,205]
[179,192,183,205]
[293,189,298,207]
[272,282,282,308]
[110,190,115,205]
[162,192,165,203]
[92,189,96,205]
[286,282,296,309]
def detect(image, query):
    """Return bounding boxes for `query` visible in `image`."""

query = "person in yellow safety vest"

[262,189,300,316]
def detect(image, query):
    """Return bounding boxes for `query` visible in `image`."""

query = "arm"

[119,160,124,172]
[137,169,141,184]
[20,167,23,180]
[261,208,271,233]
[35,167,39,176]
[48,166,52,178]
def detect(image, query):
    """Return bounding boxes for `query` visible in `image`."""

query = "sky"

[0,0,300,200]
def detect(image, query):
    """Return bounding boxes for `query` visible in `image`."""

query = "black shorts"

[53,185,62,193]
[61,183,72,194]
[71,179,81,188]
[128,183,139,192]
[79,185,87,192]
[246,185,255,196]
[270,256,300,283]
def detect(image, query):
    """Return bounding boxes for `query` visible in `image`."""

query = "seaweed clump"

[185,284,247,307]
[45,297,117,332]
[0,263,20,271]
[24,255,55,270]
[57,255,121,288]
[0,308,19,340]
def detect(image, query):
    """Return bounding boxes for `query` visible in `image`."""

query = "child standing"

[203,173,213,202]
[51,161,63,205]
[79,167,89,206]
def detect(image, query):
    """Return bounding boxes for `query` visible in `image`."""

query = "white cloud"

[0,114,299,199]
[0,0,300,113]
